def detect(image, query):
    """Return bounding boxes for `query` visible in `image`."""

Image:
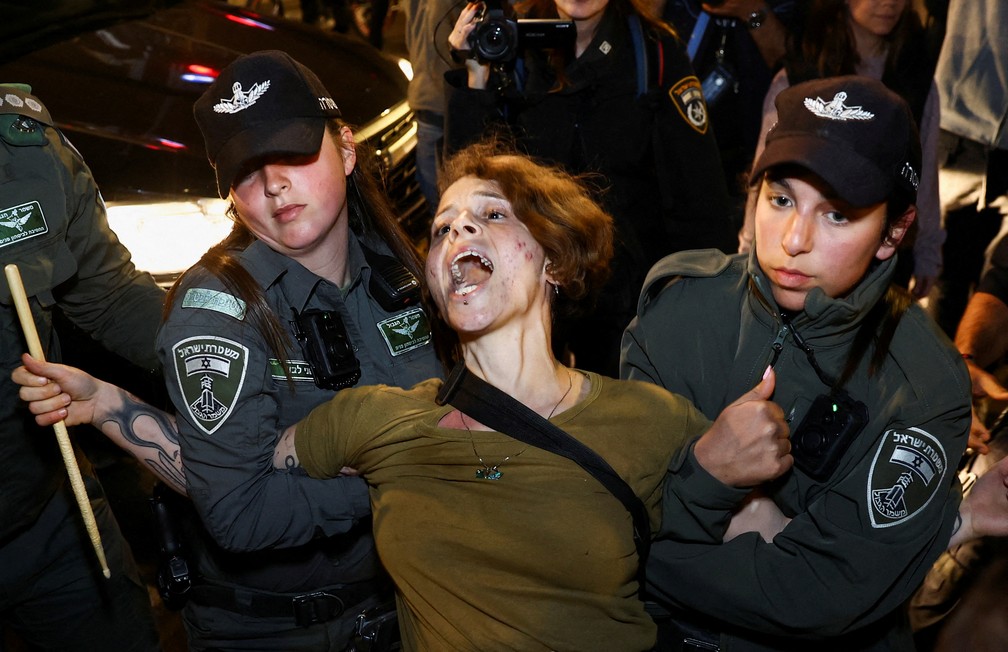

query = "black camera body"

[292,308,362,390]
[790,391,869,480]
[468,6,575,63]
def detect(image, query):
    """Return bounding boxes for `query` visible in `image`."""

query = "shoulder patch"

[668,76,709,134]
[867,427,948,528]
[377,306,432,356]
[182,287,247,320]
[0,201,47,249]
[171,336,249,436]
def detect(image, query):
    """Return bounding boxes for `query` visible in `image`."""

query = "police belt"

[188,578,390,627]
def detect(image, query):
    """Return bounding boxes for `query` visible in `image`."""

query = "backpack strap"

[627,13,649,97]
[435,362,652,593]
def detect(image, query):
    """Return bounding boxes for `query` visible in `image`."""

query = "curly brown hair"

[430,140,615,365]
[436,140,614,304]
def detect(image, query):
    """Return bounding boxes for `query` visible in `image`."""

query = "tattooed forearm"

[274,425,300,470]
[99,390,187,496]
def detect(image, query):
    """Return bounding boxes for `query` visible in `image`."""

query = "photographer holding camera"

[445,0,736,377]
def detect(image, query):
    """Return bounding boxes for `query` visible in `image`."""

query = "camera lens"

[470,14,518,63]
[797,429,827,455]
[478,23,510,59]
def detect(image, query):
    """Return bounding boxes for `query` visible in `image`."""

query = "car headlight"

[105,197,233,286]
[397,57,413,81]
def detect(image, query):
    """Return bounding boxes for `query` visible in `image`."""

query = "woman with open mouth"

[270,140,791,649]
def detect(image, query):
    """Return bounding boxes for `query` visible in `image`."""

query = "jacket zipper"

[768,323,789,369]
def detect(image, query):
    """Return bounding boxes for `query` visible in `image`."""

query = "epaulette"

[0,84,52,146]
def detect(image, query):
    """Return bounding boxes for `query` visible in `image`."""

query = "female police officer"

[623,76,972,651]
[157,51,440,651]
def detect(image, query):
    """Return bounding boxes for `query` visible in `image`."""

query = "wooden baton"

[4,264,111,579]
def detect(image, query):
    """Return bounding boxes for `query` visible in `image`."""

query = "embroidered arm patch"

[171,335,249,436]
[668,76,709,135]
[867,427,948,528]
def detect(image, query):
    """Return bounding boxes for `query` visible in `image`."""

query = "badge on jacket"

[171,335,249,435]
[377,306,432,356]
[668,76,709,134]
[0,201,47,250]
[867,427,948,528]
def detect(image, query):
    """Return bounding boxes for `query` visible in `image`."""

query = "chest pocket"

[0,230,75,309]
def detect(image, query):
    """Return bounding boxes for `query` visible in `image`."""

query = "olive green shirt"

[298,372,711,651]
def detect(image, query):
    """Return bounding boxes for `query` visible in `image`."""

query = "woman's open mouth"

[450,249,494,297]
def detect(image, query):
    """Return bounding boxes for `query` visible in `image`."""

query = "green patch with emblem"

[0,201,47,249]
[171,336,249,436]
[867,427,947,529]
[668,76,709,135]
[182,288,247,320]
[268,358,316,383]
[377,306,432,356]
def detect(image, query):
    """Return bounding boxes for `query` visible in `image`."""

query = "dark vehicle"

[0,0,427,284]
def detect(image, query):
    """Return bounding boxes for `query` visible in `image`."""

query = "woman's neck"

[560,10,605,58]
[849,21,888,59]
[297,219,351,287]
[460,328,574,417]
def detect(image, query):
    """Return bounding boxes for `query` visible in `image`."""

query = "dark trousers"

[0,478,160,651]
[930,204,1004,337]
[929,131,1008,337]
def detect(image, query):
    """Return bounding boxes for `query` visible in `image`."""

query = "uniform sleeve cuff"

[658,439,751,541]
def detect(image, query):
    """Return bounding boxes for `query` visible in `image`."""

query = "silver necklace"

[462,369,574,480]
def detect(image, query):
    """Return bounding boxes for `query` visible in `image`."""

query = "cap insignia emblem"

[901,161,920,190]
[804,91,874,121]
[213,80,271,114]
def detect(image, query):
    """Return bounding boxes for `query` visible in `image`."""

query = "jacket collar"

[746,248,897,343]
[240,232,370,311]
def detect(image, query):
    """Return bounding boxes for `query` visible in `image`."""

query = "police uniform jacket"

[622,249,971,651]
[444,6,736,298]
[155,233,442,594]
[0,89,164,543]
